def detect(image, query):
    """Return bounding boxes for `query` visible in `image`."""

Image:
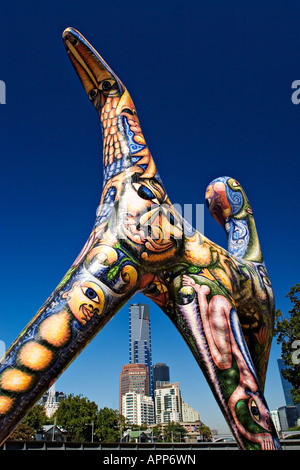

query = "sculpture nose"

[62,28,78,45]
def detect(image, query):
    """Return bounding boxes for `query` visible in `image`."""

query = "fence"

[1,439,300,450]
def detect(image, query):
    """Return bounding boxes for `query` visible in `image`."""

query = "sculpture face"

[118,177,182,261]
[0,28,281,450]
[62,281,105,324]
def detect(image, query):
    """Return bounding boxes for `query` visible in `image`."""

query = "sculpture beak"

[62,27,124,106]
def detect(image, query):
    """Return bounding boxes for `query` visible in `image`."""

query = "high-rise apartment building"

[277,405,299,431]
[154,382,182,424]
[270,410,281,434]
[129,303,153,397]
[181,399,200,423]
[122,392,155,426]
[119,363,149,413]
[42,384,66,418]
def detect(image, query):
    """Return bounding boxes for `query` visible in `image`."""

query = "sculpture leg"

[164,273,280,450]
[205,177,275,390]
[0,239,139,445]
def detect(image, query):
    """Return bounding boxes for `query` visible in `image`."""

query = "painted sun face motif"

[119,177,182,260]
[62,281,105,325]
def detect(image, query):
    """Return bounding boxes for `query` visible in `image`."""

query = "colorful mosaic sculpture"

[0,28,281,450]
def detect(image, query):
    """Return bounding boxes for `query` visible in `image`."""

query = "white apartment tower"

[154,382,182,424]
[122,392,155,426]
[181,400,200,422]
[42,384,66,418]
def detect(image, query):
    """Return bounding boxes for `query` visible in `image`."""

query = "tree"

[95,407,121,442]
[198,424,212,441]
[55,394,98,442]
[164,421,188,442]
[9,423,35,441]
[23,404,49,430]
[8,404,49,440]
[275,284,300,404]
[152,424,163,441]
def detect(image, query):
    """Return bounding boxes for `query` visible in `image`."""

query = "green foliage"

[95,407,121,442]
[10,395,126,443]
[54,395,124,442]
[55,394,98,442]
[166,421,188,442]
[9,403,48,440]
[198,424,212,440]
[23,404,49,430]
[9,423,36,441]
[153,421,188,442]
[275,284,300,404]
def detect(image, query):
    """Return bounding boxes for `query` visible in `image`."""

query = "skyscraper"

[119,363,149,413]
[153,363,170,390]
[42,384,66,418]
[277,358,294,407]
[277,358,300,423]
[129,303,153,397]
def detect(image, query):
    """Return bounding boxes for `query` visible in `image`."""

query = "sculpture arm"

[0,238,140,444]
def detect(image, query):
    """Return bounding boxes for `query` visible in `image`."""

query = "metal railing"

[1,439,300,450]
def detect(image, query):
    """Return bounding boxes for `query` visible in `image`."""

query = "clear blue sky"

[1,0,299,433]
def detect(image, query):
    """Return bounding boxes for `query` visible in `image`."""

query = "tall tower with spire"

[129,303,153,397]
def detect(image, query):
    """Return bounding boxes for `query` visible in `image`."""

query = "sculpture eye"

[82,286,100,302]
[121,107,134,116]
[132,182,160,205]
[101,80,113,90]
[88,88,98,101]
[169,211,176,226]
[257,265,272,286]
[137,185,156,200]
[250,400,260,421]
[99,79,118,95]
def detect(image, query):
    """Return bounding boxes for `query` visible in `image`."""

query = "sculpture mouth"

[80,304,99,322]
